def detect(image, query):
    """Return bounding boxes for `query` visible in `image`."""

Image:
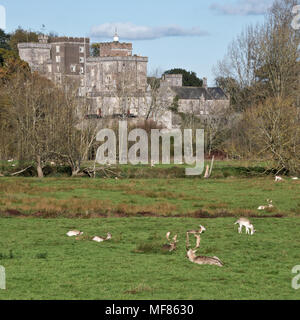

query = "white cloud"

[210,0,273,16]
[90,22,209,40]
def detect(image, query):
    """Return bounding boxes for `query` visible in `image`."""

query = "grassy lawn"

[0,173,300,299]
[0,176,299,217]
[0,217,299,300]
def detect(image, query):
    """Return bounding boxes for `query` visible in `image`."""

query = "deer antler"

[193,234,201,251]
[166,232,171,242]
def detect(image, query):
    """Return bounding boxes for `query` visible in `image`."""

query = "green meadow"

[0,165,300,299]
[0,217,299,299]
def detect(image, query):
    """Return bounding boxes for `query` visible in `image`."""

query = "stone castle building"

[18,33,229,128]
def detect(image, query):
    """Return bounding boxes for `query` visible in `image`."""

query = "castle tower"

[113,29,119,42]
[18,39,51,74]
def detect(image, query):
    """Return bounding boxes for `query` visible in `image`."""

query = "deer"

[186,225,206,248]
[234,218,255,235]
[258,199,273,210]
[66,230,83,237]
[162,232,178,252]
[186,234,223,267]
[92,232,112,243]
[275,176,283,182]
[186,249,223,267]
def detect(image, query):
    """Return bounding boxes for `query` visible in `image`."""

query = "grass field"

[0,217,300,299]
[0,168,300,300]
[0,176,299,217]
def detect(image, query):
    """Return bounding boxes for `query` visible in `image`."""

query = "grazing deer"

[66,230,83,237]
[186,225,206,247]
[186,249,223,267]
[162,233,178,252]
[234,218,255,235]
[92,232,112,243]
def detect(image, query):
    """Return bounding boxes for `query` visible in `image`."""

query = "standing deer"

[234,218,255,235]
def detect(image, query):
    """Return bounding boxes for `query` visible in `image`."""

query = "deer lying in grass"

[234,218,255,235]
[258,199,273,210]
[275,176,283,182]
[66,230,83,237]
[162,232,178,252]
[92,233,112,243]
[186,234,223,267]
[186,225,206,248]
[186,249,223,267]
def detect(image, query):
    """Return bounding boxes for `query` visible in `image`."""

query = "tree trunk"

[36,155,44,178]
[72,168,81,177]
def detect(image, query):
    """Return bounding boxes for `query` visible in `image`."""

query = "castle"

[18,33,229,128]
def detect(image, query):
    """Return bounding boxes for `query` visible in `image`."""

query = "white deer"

[92,232,112,242]
[275,176,283,182]
[66,230,83,237]
[258,199,273,210]
[234,218,255,235]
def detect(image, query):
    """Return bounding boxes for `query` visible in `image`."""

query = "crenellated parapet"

[50,37,90,43]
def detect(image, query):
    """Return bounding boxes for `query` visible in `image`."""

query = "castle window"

[70,65,76,73]
[79,46,84,53]
[57,66,60,72]
[56,46,60,53]
[80,57,84,63]
[80,78,85,86]
[47,65,52,73]
[80,67,84,74]
[56,56,61,63]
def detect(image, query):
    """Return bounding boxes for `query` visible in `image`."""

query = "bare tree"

[5,72,60,177]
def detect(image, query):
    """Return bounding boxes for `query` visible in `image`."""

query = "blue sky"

[1,0,273,85]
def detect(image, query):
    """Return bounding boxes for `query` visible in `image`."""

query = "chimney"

[203,77,208,89]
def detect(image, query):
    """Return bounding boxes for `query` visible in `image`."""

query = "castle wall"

[98,42,132,57]
[18,43,51,73]
[86,56,148,92]
[160,74,183,87]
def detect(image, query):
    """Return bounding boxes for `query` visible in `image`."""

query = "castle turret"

[113,29,119,42]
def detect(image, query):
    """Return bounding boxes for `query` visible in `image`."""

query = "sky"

[0,0,274,85]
